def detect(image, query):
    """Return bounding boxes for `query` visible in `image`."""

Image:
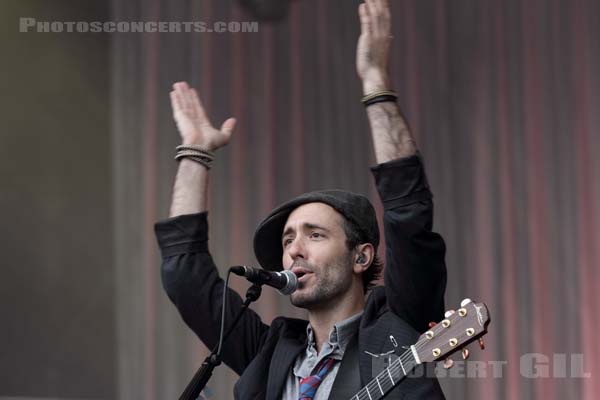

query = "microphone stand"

[179,284,263,400]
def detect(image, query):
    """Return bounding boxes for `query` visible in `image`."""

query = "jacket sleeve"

[370,153,447,333]
[154,212,269,376]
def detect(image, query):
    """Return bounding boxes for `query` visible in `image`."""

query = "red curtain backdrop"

[111,0,599,398]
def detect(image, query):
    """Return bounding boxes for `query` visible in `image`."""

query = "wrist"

[181,139,216,152]
[175,144,215,170]
[362,75,392,95]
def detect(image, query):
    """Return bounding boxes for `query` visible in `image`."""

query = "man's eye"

[310,232,323,239]
[283,239,293,247]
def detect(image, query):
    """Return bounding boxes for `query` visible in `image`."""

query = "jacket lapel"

[266,334,305,400]
[359,290,390,387]
[358,323,389,388]
[329,334,361,400]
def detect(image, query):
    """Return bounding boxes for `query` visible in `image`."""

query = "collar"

[306,311,363,356]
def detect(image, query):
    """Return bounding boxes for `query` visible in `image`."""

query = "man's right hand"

[170,81,236,150]
[168,82,236,216]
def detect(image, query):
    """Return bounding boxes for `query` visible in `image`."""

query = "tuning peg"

[443,358,454,369]
[444,310,455,318]
[478,337,485,350]
[428,321,437,328]
[462,348,470,360]
[460,298,472,307]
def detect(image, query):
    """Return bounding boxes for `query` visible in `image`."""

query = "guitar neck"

[349,299,491,400]
[350,347,418,400]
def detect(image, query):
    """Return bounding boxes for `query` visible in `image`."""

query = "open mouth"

[293,269,313,282]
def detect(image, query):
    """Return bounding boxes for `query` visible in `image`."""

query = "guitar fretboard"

[350,347,418,400]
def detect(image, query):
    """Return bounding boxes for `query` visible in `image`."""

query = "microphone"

[230,266,297,295]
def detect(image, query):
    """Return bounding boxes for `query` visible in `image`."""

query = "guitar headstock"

[416,298,490,363]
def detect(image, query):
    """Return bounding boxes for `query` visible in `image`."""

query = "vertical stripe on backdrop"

[316,0,335,190]
[522,1,554,399]
[289,3,306,193]
[471,3,496,398]
[258,23,278,322]
[548,0,579,398]
[229,4,248,295]
[494,2,520,399]
[573,0,598,398]
[142,0,161,397]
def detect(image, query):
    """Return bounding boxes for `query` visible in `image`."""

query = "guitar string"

[354,331,433,400]
[353,339,426,400]
[356,328,473,400]
[354,331,466,400]
[352,321,472,400]
[353,348,419,400]
[352,321,443,400]
[351,305,481,400]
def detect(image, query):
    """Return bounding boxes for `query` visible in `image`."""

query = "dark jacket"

[154,154,447,399]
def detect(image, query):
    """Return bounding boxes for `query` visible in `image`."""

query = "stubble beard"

[289,252,354,311]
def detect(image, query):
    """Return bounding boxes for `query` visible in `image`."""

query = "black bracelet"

[362,94,398,107]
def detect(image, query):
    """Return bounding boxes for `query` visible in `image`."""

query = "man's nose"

[287,237,306,260]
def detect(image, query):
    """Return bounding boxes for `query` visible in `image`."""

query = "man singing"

[155,0,447,398]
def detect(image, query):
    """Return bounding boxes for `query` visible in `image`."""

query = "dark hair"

[341,217,383,292]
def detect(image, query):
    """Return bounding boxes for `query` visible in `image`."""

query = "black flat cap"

[253,189,380,271]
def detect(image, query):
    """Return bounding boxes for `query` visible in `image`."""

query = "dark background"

[0,0,114,398]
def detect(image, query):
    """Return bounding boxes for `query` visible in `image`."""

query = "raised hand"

[356,0,392,93]
[170,81,236,150]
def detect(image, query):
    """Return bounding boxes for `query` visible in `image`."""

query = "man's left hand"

[356,0,393,93]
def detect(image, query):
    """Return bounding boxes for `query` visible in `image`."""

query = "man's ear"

[353,243,375,274]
